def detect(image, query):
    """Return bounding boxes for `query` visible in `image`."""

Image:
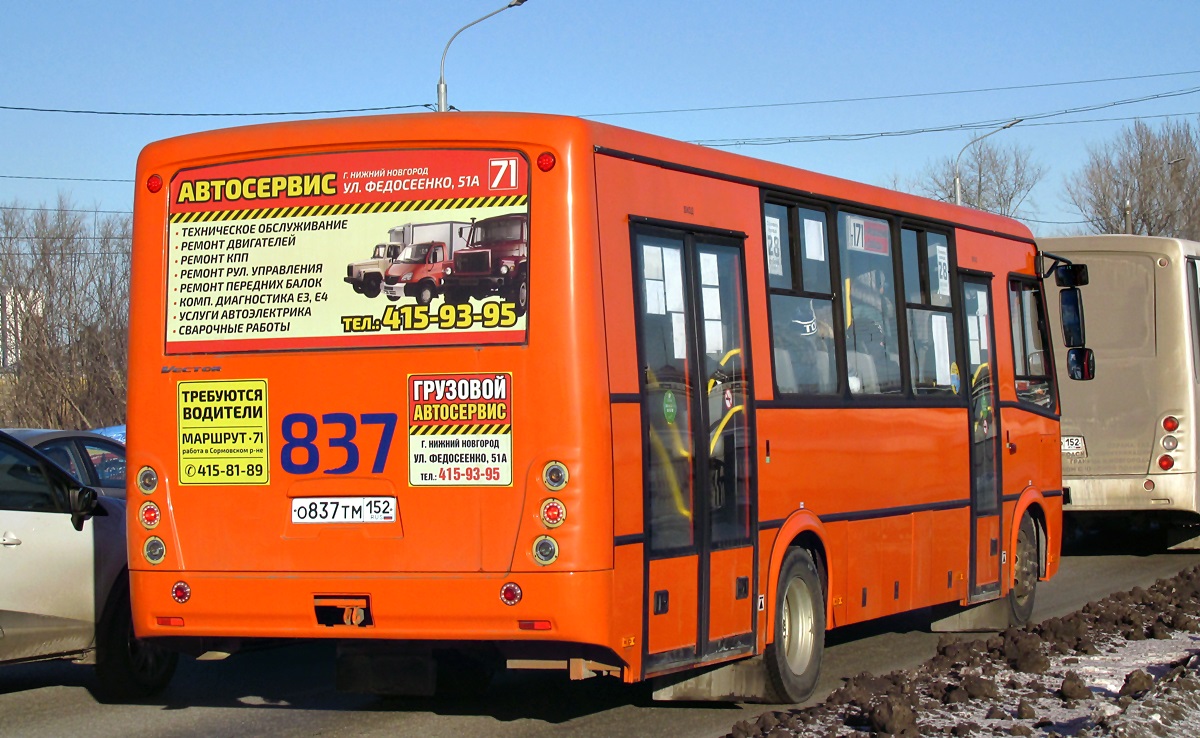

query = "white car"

[0,429,176,699]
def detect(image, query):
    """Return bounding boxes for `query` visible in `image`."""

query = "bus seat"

[849,351,879,394]
[774,349,798,393]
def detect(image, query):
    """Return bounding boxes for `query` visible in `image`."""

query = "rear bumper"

[1063,473,1198,513]
[130,569,613,645]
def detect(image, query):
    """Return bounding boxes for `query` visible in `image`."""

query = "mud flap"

[930,598,1013,632]
[650,655,773,702]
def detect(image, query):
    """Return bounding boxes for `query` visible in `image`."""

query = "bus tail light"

[542,461,569,491]
[500,582,523,606]
[536,152,556,172]
[1163,435,1179,451]
[143,536,167,565]
[172,581,192,603]
[533,535,559,565]
[1164,416,1180,432]
[137,466,159,494]
[1159,455,1175,471]
[146,174,163,193]
[139,501,161,529]
[1144,479,1156,491]
[540,498,566,528]
[156,617,185,627]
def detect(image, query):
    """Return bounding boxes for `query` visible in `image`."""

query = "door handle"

[1006,431,1017,454]
[1,533,21,546]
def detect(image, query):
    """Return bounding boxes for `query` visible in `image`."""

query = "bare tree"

[914,137,1047,218]
[0,196,131,429]
[1065,118,1200,239]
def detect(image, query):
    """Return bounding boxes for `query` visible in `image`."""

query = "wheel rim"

[518,279,528,307]
[1013,524,1037,605]
[781,574,815,675]
[420,286,433,304]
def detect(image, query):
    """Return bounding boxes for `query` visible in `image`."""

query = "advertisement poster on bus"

[407,373,512,487]
[166,149,529,354]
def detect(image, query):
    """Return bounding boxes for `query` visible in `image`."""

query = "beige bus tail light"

[1159,455,1175,471]
[1163,416,1180,432]
[533,535,559,565]
[139,501,161,529]
[539,498,566,528]
[542,461,569,491]
[143,536,167,565]
[1163,435,1179,451]
[137,466,159,494]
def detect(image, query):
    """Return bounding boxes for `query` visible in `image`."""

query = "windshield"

[472,218,523,246]
[398,244,431,263]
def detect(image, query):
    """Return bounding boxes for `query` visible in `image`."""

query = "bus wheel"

[764,547,824,703]
[362,274,382,298]
[95,578,178,702]
[417,282,436,306]
[1008,514,1038,625]
[512,272,529,317]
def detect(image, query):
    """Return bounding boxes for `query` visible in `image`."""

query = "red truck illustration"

[441,213,529,316]
[380,221,470,305]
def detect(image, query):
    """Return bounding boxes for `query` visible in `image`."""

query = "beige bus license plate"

[291,497,396,523]
[1061,436,1087,457]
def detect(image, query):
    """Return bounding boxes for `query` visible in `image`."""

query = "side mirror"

[69,486,98,531]
[1054,264,1090,287]
[1060,287,1086,347]
[1066,347,1096,381]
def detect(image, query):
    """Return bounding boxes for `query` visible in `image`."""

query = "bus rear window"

[166,149,530,354]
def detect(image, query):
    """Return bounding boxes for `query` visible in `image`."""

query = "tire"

[362,274,382,298]
[417,282,436,306]
[764,548,824,703]
[1008,513,1039,625]
[511,272,529,317]
[95,578,178,702]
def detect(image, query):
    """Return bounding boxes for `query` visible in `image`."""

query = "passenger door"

[633,224,757,673]
[0,438,95,662]
[961,274,1002,599]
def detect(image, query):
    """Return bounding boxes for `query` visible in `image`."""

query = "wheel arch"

[764,509,828,646]
[1011,491,1048,580]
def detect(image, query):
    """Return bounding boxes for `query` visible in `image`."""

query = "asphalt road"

[3,529,1198,738]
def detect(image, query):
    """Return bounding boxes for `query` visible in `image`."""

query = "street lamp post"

[437,0,528,113]
[1124,156,1185,235]
[954,119,1023,206]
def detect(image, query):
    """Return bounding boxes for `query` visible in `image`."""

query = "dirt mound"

[723,565,1200,737]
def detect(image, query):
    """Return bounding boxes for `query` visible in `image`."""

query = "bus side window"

[838,213,901,395]
[902,229,958,396]
[765,201,837,396]
[1009,278,1056,409]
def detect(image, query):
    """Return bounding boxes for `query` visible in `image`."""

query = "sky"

[2,0,1198,236]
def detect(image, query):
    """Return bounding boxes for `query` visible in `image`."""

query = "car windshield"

[472,219,523,246]
[372,244,389,259]
[398,244,431,263]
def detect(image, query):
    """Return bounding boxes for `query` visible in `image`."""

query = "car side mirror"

[69,485,98,531]
[1067,347,1095,381]
[1059,287,1086,348]
[1054,264,1089,287]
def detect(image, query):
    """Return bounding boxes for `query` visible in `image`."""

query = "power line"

[0,102,431,118]
[2,205,132,215]
[582,69,1200,118]
[692,86,1200,146]
[0,174,132,183]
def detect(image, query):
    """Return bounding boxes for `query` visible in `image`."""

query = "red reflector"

[536,152,556,172]
[1159,455,1175,471]
[519,620,552,631]
[1164,416,1180,432]
[146,174,163,193]
[156,616,185,627]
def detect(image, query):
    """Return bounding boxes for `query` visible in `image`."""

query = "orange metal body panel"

[706,546,755,642]
[646,556,699,655]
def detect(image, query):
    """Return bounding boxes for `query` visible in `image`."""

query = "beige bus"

[1042,235,1200,547]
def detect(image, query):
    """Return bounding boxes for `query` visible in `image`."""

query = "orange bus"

[127,112,1088,702]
